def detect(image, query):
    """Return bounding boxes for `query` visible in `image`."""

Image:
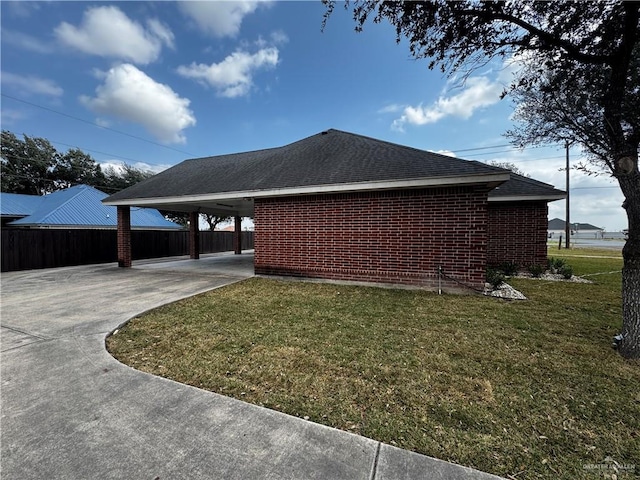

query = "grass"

[107,247,639,479]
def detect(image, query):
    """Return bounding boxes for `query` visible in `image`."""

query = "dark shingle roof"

[488,173,565,201]
[105,129,509,203]
[548,218,602,231]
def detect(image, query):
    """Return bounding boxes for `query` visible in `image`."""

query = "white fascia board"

[488,194,566,202]
[103,173,511,207]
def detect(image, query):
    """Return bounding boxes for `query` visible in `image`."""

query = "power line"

[3,132,171,168]
[573,186,618,190]
[1,93,197,157]
[467,148,566,159]
[452,143,557,155]
[465,149,519,157]
[451,144,512,153]
[0,172,126,193]
[5,92,585,164]
[479,155,567,163]
[4,92,576,162]
[48,139,162,167]
[0,150,158,173]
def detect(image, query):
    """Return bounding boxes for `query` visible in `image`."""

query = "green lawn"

[107,248,638,479]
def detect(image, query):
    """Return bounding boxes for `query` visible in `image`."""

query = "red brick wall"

[487,201,548,269]
[117,206,131,267]
[254,187,489,291]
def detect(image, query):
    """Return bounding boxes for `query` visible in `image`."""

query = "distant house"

[105,129,565,292]
[1,185,181,230]
[548,218,604,239]
[1,193,45,227]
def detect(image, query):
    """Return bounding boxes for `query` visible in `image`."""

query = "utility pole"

[565,141,570,249]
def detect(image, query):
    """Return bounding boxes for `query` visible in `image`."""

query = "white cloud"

[378,104,404,114]
[80,64,196,144]
[1,72,63,97]
[392,76,504,131]
[177,48,279,98]
[5,2,40,18]
[1,109,27,125]
[269,30,289,46]
[178,1,268,37]
[475,147,628,231]
[2,30,53,53]
[146,18,175,50]
[54,6,174,65]
[254,30,289,49]
[431,149,457,157]
[567,172,624,228]
[95,118,111,128]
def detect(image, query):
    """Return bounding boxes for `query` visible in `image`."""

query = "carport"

[111,196,252,267]
[103,129,563,291]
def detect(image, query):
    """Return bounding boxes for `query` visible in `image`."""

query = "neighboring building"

[1,193,45,227]
[548,218,604,239]
[104,129,565,292]
[1,185,181,229]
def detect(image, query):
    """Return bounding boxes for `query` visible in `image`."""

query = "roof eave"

[103,172,511,207]
[6,223,181,229]
[488,194,566,202]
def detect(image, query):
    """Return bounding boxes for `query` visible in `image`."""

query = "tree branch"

[456,8,611,65]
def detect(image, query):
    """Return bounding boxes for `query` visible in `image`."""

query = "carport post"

[189,211,200,260]
[234,215,242,254]
[117,206,132,267]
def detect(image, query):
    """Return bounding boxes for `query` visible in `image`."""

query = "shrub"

[486,268,506,290]
[559,264,573,279]
[547,257,566,274]
[528,264,546,278]
[498,261,519,276]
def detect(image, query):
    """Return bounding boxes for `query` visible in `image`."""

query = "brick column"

[117,206,131,267]
[234,215,242,254]
[189,211,200,260]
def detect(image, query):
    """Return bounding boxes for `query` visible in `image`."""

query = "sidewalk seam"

[369,442,381,480]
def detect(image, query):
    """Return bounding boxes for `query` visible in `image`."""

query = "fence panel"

[1,229,254,272]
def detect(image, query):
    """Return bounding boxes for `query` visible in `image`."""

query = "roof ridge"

[323,129,510,172]
[36,185,102,224]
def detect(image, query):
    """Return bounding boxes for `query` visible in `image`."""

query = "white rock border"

[483,272,593,300]
[516,272,593,283]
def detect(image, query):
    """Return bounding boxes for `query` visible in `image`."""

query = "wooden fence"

[1,229,254,272]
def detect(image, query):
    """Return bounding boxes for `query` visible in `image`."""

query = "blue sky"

[1,1,627,231]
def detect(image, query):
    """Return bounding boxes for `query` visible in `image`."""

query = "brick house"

[104,129,564,292]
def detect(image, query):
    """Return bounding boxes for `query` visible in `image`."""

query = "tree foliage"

[53,148,107,190]
[488,161,528,177]
[1,130,153,195]
[203,214,232,231]
[1,131,59,195]
[0,131,223,231]
[160,213,235,230]
[325,0,640,358]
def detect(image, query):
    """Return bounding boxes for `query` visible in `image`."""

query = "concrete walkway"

[1,252,503,479]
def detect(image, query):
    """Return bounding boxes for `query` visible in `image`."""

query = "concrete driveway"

[1,252,502,479]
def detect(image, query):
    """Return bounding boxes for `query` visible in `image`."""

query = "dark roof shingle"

[105,129,509,202]
[488,173,565,200]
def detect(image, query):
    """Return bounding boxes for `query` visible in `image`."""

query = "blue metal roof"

[0,192,45,216]
[4,185,182,229]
